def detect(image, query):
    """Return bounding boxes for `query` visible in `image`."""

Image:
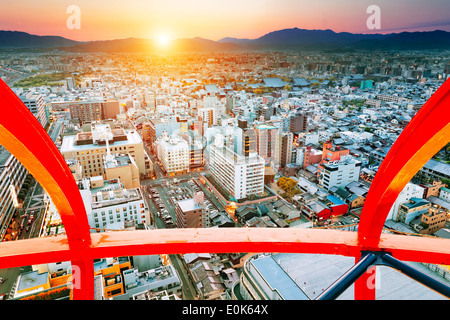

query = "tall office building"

[255,124,279,163]
[0,147,28,241]
[234,127,256,157]
[318,155,362,191]
[79,177,148,230]
[209,144,265,201]
[198,107,218,126]
[289,112,308,133]
[51,100,120,124]
[18,91,48,128]
[276,132,294,168]
[155,134,189,176]
[175,192,208,228]
[60,123,152,178]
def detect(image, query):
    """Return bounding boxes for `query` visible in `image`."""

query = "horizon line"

[1,27,449,43]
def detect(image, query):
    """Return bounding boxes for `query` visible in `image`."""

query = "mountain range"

[1,28,450,52]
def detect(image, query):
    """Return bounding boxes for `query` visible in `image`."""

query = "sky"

[0,0,449,42]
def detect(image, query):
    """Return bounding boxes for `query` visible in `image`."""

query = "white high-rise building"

[319,155,362,190]
[79,177,148,230]
[209,143,265,200]
[0,147,28,241]
[155,133,189,176]
[18,91,48,128]
[198,107,218,126]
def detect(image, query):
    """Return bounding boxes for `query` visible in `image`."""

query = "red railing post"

[0,79,94,299]
[357,78,450,249]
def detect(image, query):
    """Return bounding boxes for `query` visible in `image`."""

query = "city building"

[51,100,120,124]
[318,155,362,191]
[175,192,208,228]
[198,107,218,126]
[234,127,257,157]
[93,257,132,299]
[103,153,140,189]
[18,91,48,128]
[439,186,450,202]
[155,133,190,176]
[398,198,431,224]
[386,183,425,221]
[0,147,28,241]
[317,141,350,177]
[421,180,447,198]
[415,204,448,234]
[79,177,148,230]
[276,132,294,169]
[11,266,73,300]
[289,112,308,133]
[209,144,265,201]
[145,117,181,147]
[255,124,279,163]
[117,264,182,300]
[60,122,152,178]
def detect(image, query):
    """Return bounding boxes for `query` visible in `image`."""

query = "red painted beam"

[1,229,450,270]
[358,78,450,249]
[0,79,93,299]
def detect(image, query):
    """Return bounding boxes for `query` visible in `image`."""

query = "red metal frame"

[0,78,449,300]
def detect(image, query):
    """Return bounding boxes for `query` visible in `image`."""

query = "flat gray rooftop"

[269,253,450,300]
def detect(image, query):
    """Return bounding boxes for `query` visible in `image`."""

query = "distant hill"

[218,28,450,50]
[2,28,450,52]
[0,31,81,48]
[60,36,241,53]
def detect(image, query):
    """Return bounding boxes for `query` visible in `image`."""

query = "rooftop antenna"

[96,124,114,163]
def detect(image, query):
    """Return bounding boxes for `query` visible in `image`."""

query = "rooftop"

[177,198,202,212]
[104,153,135,169]
[423,159,450,176]
[255,123,278,130]
[250,254,308,300]
[401,197,430,209]
[60,129,142,152]
[17,270,49,292]
[250,253,450,300]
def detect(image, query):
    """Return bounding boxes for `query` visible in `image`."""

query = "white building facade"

[155,134,189,176]
[209,144,265,200]
[319,155,362,190]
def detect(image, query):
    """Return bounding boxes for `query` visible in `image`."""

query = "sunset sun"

[156,32,171,48]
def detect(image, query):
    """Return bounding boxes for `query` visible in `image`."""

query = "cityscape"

[0,0,450,303]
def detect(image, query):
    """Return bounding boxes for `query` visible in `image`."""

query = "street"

[169,254,198,300]
[0,171,47,299]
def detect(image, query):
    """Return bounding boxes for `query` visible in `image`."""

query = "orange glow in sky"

[1,0,449,41]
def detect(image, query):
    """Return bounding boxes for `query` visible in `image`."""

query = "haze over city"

[1,0,450,41]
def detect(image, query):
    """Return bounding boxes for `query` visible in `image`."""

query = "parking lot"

[146,178,222,229]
